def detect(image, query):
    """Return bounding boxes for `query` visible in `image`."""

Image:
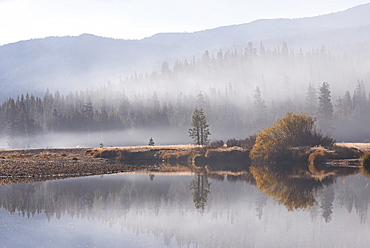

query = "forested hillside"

[1,3,370,99]
[1,43,369,148]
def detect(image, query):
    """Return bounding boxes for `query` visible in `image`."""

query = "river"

[1,169,370,247]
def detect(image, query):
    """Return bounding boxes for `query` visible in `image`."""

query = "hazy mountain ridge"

[1,3,370,98]
[144,3,370,47]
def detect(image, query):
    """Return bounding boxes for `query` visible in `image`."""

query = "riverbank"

[0,147,164,185]
[0,143,369,185]
[0,145,252,184]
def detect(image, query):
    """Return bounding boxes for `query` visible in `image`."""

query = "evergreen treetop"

[188,108,211,146]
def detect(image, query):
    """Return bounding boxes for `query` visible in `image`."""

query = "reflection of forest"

[250,165,335,211]
[0,173,263,247]
[1,170,370,246]
[250,164,370,223]
[1,171,370,222]
[0,174,196,220]
[0,173,254,219]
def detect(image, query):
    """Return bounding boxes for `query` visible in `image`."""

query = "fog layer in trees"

[1,43,369,148]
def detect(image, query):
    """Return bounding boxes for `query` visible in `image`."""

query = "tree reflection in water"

[2,167,370,247]
[250,164,336,211]
[189,174,211,212]
[248,162,370,223]
[1,164,370,225]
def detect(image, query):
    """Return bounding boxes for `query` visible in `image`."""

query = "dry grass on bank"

[95,144,195,152]
[335,143,370,152]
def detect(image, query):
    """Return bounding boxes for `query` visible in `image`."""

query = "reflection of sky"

[1,174,370,247]
[0,208,167,247]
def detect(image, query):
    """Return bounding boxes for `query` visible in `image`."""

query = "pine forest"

[1,42,370,148]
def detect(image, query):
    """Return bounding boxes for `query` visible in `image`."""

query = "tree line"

[1,40,370,148]
[117,41,370,104]
[0,79,368,148]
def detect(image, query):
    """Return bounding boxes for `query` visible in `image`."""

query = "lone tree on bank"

[189,108,211,145]
[148,137,155,146]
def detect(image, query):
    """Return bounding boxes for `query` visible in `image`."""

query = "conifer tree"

[305,82,317,114]
[188,108,211,145]
[253,86,267,128]
[196,91,206,109]
[6,99,20,148]
[317,82,333,134]
[353,80,366,114]
[148,137,155,146]
[342,91,353,119]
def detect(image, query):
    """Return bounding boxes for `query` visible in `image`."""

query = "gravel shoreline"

[0,148,161,185]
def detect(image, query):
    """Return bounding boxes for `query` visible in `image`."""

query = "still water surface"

[1,171,370,247]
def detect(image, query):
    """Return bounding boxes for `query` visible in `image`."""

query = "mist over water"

[0,128,191,149]
[1,126,247,149]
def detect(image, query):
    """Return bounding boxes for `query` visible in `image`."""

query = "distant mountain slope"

[0,34,160,97]
[1,3,370,98]
[142,3,370,49]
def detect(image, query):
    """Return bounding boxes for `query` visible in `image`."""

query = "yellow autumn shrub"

[250,112,334,162]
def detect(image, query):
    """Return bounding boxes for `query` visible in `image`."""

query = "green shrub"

[360,152,370,177]
[360,152,370,167]
[226,135,256,149]
[361,166,370,177]
[307,132,335,147]
[226,138,238,147]
[208,140,224,149]
[238,135,257,149]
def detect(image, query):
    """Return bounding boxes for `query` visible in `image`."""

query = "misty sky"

[1,0,369,46]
